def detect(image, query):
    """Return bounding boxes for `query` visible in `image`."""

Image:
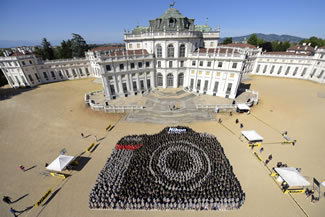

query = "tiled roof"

[221,43,256,49]
[287,45,314,51]
[263,52,309,56]
[102,49,149,56]
[90,46,124,52]
[194,47,240,54]
[159,8,185,19]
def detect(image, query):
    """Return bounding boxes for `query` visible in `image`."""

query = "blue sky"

[1,0,324,45]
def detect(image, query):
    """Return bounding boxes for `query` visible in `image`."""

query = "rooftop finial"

[206,17,208,26]
[170,0,176,8]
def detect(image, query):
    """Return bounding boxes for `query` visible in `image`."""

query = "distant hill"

[220,33,305,43]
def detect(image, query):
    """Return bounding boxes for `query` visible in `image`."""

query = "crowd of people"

[89,127,245,210]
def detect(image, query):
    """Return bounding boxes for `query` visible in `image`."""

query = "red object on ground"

[115,144,143,150]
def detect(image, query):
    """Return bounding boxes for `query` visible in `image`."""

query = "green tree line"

[34,33,88,60]
[222,34,325,52]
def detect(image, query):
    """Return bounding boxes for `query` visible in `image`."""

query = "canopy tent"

[241,130,264,142]
[274,167,310,187]
[46,155,75,172]
[237,104,250,112]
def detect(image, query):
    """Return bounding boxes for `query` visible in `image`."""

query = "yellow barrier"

[253,151,263,162]
[249,143,262,147]
[50,172,67,179]
[87,142,95,153]
[105,124,112,131]
[284,189,305,194]
[35,189,52,207]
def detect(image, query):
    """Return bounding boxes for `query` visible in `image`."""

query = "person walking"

[81,133,84,138]
[10,207,17,217]
[240,123,243,128]
[18,165,25,172]
[94,135,97,142]
[3,196,11,204]
[235,119,239,124]
[259,147,264,153]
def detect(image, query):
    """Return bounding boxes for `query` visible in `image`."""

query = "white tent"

[241,130,264,142]
[46,155,75,172]
[237,103,250,111]
[275,167,310,187]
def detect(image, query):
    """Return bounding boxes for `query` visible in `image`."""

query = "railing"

[44,57,87,64]
[245,89,259,105]
[196,104,236,112]
[85,90,144,113]
[124,31,203,39]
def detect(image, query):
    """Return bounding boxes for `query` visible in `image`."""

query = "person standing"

[10,207,17,217]
[94,136,97,142]
[81,133,84,138]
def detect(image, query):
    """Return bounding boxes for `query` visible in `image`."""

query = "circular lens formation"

[89,127,245,210]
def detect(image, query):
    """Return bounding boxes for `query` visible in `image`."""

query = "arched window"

[178,73,184,87]
[179,44,185,57]
[156,44,162,58]
[167,73,174,87]
[167,44,174,58]
[169,18,175,28]
[157,73,163,86]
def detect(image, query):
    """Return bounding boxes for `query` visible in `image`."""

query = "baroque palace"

[1,6,325,100]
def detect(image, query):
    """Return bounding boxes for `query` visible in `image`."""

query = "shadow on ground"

[0,86,38,101]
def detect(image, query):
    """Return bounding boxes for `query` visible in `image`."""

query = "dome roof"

[159,8,185,19]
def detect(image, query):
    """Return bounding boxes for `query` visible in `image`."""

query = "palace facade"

[0,6,324,101]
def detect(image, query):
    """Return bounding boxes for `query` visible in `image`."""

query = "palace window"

[51,71,56,78]
[29,60,33,64]
[138,62,143,68]
[207,61,211,67]
[167,44,174,58]
[218,62,223,68]
[179,44,185,57]
[129,44,132,49]
[85,68,90,75]
[301,68,307,77]
[119,64,124,70]
[35,73,40,81]
[210,42,214,47]
[263,65,267,73]
[130,63,135,69]
[146,62,150,67]
[169,18,176,28]
[28,74,34,82]
[43,72,48,80]
[137,43,140,49]
[277,66,282,75]
[106,65,111,71]
[192,61,196,66]
[169,61,173,68]
[285,67,291,75]
[22,61,25,66]
[232,63,238,69]
[196,79,201,89]
[157,73,163,86]
[270,65,275,74]
[256,64,260,73]
[230,73,235,78]
[156,44,162,57]
[72,69,77,77]
[199,61,203,67]
[293,67,299,76]
[310,69,316,78]
[79,68,83,76]
[157,61,161,68]
[317,70,324,79]
[180,61,184,67]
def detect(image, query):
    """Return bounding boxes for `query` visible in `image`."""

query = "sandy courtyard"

[0,76,325,217]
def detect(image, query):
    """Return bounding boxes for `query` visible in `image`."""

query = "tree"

[222,37,232,45]
[247,34,258,46]
[271,40,291,52]
[60,40,72,59]
[260,42,273,52]
[71,33,88,58]
[41,38,55,60]
[299,36,325,48]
